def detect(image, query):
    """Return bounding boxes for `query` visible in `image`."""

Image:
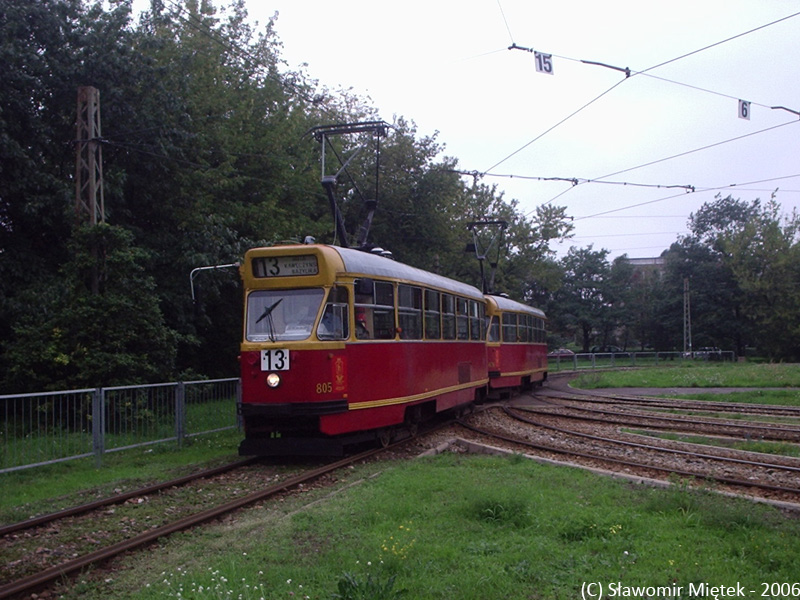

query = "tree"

[552,246,611,352]
[3,225,177,391]
[719,199,800,359]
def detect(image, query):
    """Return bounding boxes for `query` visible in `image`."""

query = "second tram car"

[237,242,547,455]
[485,295,548,393]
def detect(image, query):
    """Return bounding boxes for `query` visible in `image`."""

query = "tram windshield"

[246,289,325,342]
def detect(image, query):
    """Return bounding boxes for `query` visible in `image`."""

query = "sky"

[143,0,800,260]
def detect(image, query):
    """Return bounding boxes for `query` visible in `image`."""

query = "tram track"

[523,395,800,441]
[542,375,800,418]
[4,384,800,598]
[457,406,800,505]
[548,390,800,419]
[0,458,260,539]
[0,447,387,600]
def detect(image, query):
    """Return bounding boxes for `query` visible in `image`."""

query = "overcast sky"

[146,0,800,259]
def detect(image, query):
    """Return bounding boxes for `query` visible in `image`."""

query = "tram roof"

[332,246,484,300]
[486,294,547,318]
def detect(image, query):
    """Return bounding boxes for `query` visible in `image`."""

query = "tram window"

[424,290,441,339]
[317,286,350,340]
[398,285,423,340]
[522,314,531,342]
[354,279,396,340]
[246,288,325,342]
[456,297,469,340]
[478,302,486,340]
[487,315,500,342]
[502,312,518,343]
[442,294,456,340]
[468,300,481,340]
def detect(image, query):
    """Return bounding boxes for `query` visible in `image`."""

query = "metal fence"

[0,378,240,474]
[547,350,737,371]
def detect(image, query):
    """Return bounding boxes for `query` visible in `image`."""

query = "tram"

[485,294,548,394]
[237,243,492,455]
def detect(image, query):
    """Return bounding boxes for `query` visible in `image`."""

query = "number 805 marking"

[261,349,290,371]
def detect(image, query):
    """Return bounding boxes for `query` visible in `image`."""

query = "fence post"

[92,387,105,468]
[236,378,243,429]
[175,382,186,447]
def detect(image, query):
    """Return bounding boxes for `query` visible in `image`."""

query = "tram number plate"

[261,349,290,371]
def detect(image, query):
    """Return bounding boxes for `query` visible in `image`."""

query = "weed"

[380,521,416,562]
[468,495,531,528]
[332,571,406,600]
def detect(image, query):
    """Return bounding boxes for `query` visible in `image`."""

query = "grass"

[53,452,800,600]
[669,390,800,407]
[626,429,800,458]
[4,363,800,597]
[572,363,800,395]
[0,429,242,524]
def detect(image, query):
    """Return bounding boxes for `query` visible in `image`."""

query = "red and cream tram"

[485,295,548,393]
[237,243,547,455]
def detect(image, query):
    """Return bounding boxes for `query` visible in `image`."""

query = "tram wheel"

[378,428,392,447]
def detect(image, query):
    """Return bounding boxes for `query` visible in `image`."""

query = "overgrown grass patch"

[572,363,800,395]
[625,429,800,458]
[59,453,800,600]
[670,389,800,407]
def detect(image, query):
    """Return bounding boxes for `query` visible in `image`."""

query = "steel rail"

[523,397,800,439]
[0,448,382,600]
[0,458,259,537]
[504,407,800,474]
[539,388,800,418]
[457,420,800,498]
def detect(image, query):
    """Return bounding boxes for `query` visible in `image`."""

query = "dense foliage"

[0,0,571,391]
[2,1,796,392]
[547,195,800,359]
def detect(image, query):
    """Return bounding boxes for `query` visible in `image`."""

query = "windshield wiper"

[255,298,283,342]
[255,298,283,324]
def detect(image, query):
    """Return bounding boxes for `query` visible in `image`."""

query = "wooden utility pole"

[75,86,105,224]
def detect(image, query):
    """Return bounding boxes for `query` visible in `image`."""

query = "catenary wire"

[485,9,800,193]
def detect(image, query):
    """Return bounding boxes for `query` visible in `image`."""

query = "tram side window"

[354,279,396,340]
[424,290,441,339]
[468,300,481,340]
[442,294,456,340]
[502,312,518,343]
[522,314,532,342]
[317,286,350,340]
[398,285,423,340]
[456,297,469,340]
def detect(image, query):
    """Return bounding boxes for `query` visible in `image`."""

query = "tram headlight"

[265,373,281,388]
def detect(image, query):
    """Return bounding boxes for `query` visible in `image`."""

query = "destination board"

[252,255,319,278]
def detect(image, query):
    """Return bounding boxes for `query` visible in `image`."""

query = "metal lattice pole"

[683,278,692,356]
[75,86,105,225]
